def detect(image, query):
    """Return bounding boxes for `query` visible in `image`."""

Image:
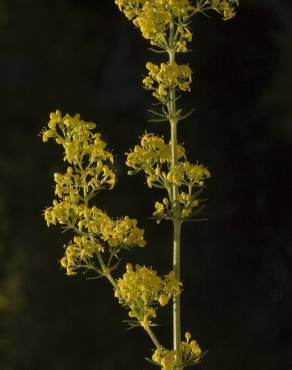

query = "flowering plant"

[41,1,239,369]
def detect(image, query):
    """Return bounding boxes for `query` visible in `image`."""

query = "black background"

[0,1,292,369]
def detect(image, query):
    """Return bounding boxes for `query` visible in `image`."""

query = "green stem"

[173,219,182,364]
[168,21,183,368]
[96,251,161,349]
[145,326,161,349]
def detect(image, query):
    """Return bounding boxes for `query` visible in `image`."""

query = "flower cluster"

[116,0,239,120]
[126,133,185,174]
[115,1,239,48]
[115,0,195,48]
[57,212,146,276]
[211,0,239,21]
[181,331,202,365]
[42,111,146,275]
[167,161,210,187]
[115,263,181,328]
[152,347,176,370]
[60,237,103,276]
[42,110,114,167]
[126,133,210,220]
[143,62,192,102]
[152,332,202,369]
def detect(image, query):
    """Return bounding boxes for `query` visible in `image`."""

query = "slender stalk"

[144,326,161,349]
[68,225,161,348]
[96,251,161,349]
[172,218,182,367]
[167,21,183,368]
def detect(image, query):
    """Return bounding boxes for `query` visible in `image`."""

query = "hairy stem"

[168,21,183,368]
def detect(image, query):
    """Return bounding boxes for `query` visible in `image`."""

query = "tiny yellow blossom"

[185,331,191,341]
[153,202,165,217]
[181,331,203,364]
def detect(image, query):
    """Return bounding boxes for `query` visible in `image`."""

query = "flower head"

[115,264,181,328]
[42,111,146,276]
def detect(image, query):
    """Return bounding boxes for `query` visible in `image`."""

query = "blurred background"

[0,0,291,369]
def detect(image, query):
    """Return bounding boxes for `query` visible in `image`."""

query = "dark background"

[0,0,292,369]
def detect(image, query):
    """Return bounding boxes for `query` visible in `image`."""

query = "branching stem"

[167,20,183,369]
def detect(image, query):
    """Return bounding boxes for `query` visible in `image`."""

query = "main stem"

[168,21,183,368]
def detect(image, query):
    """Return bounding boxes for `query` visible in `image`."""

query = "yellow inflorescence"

[166,161,210,187]
[115,263,181,328]
[126,132,185,171]
[116,0,239,109]
[42,111,146,275]
[212,0,239,20]
[126,133,210,220]
[115,0,195,48]
[143,62,192,102]
[152,347,176,370]
[115,1,239,46]
[152,332,202,369]
[42,110,114,166]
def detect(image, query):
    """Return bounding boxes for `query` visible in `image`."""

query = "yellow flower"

[152,347,176,370]
[115,264,181,328]
[153,201,165,217]
[42,111,147,277]
[115,0,239,54]
[181,331,202,364]
[211,0,239,20]
[143,61,192,101]
[115,0,199,49]
[127,133,185,172]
